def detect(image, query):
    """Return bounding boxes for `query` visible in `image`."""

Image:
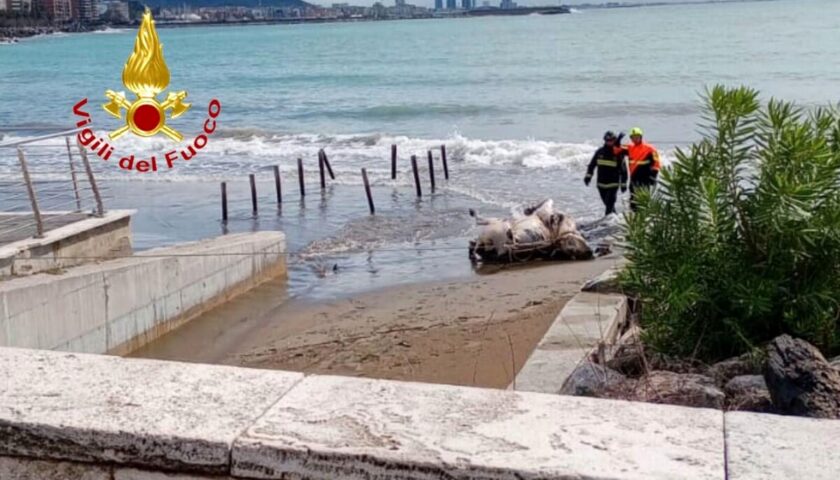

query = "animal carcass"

[468,199,593,263]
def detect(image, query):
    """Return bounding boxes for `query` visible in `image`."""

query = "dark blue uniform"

[585,145,628,215]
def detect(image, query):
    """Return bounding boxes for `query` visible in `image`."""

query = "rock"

[725,375,773,412]
[559,361,626,397]
[581,267,622,294]
[607,344,645,377]
[829,355,840,370]
[633,371,725,409]
[764,335,840,418]
[647,353,708,375]
[708,353,761,387]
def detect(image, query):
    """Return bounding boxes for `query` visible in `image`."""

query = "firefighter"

[584,131,628,216]
[622,127,661,211]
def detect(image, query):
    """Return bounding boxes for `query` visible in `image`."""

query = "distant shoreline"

[0,8,567,41]
[0,0,777,43]
[0,23,102,42]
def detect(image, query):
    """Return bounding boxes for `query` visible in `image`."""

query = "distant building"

[369,1,386,18]
[0,0,6,11]
[40,0,72,19]
[7,0,33,13]
[434,0,441,9]
[71,0,98,21]
[394,0,404,5]
[445,0,455,9]
[102,0,128,21]
[499,0,515,8]
[460,0,471,9]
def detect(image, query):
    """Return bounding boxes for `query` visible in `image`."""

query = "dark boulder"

[560,361,626,397]
[709,353,762,387]
[764,335,840,419]
[725,375,773,413]
[632,371,725,409]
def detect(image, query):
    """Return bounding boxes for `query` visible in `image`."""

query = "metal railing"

[0,129,108,239]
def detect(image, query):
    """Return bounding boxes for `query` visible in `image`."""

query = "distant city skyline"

[307,0,737,8]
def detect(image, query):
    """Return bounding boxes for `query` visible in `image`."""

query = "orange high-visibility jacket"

[618,142,661,182]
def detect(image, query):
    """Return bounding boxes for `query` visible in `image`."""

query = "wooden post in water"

[16,148,44,238]
[76,139,104,217]
[221,182,228,221]
[318,152,326,190]
[64,137,82,211]
[297,158,305,197]
[427,150,436,193]
[321,149,335,180]
[441,144,449,180]
[362,168,374,214]
[249,174,258,214]
[411,155,422,198]
[391,144,397,180]
[273,165,282,204]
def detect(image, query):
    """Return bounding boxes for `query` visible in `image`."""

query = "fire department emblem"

[103,8,190,141]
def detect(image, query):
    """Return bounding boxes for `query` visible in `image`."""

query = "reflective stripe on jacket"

[586,145,628,190]
[616,142,660,185]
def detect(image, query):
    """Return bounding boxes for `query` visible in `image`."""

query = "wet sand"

[130,256,621,389]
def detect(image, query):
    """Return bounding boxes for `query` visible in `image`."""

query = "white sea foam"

[0,130,675,182]
[89,27,130,35]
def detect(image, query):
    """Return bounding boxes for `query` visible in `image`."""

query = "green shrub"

[620,85,840,361]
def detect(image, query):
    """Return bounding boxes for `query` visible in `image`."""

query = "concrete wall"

[0,210,134,277]
[2,347,837,479]
[0,231,285,355]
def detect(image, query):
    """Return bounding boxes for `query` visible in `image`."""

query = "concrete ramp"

[0,231,286,355]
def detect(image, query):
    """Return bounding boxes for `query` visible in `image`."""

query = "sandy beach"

[130,255,621,389]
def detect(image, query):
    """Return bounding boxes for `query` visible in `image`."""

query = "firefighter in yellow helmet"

[615,127,661,211]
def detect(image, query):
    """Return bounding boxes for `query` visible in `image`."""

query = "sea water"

[0,0,838,298]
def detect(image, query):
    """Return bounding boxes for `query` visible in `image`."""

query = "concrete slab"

[514,291,627,393]
[0,348,302,474]
[0,210,134,277]
[725,411,840,480]
[232,375,725,480]
[512,347,590,393]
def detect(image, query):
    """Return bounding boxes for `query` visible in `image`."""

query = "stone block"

[725,411,840,480]
[233,375,724,480]
[0,348,302,474]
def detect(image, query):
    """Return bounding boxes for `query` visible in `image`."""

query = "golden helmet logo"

[103,9,191,141]
[71,8,221,173]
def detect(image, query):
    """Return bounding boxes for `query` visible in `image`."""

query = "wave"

[288,103,504,121]
[0,129,675,182]
[90,27,130,35]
